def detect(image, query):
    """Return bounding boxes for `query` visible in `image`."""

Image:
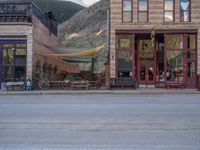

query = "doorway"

[184,34,197,88]
[138,39,156,85]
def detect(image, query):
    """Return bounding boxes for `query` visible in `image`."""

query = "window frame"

[180,0,191,22]
[164,0,175,22]
[122,0,133,23]
[1,41,27,82]
[138,0,149,23]
[116,33,135,78]
[165,34,184,82]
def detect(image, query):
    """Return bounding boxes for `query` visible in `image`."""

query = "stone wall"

[0,24,33,80]
[109,0,200,78]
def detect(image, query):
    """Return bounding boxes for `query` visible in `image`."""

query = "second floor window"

[122,0,132,22]
[164,0,174,22]
[138,0,148,22]
[180,0,190,22]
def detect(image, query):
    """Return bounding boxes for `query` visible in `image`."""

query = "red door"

[139,62,155,85]
[138,39,156,85]
[183,34,197,88]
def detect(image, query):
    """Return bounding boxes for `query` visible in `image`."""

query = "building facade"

[109,0,200,88]
[0,0,77,89]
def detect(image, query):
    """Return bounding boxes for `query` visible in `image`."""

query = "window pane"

[180,0,189,11]
[16,55,26,65]
[116,34,132,48]
[15,66,26,81]
[166,34,183,49]
[123,12,132,22]
[16,48,26,55]
[187,62,195,78]
[181,11,189,22]
[123,0,132,11]
[16,43,26,47]
[117,51,132,71]
[138,12,147,22]
[3,44,14,47]
[120,39,131,48]
[140,65,146,81]
[167,51,183,81]
[180,0,190,22]
[148,64,154,81]
[140,40,153,52]
[3,48,14,65]
[117,51,132,72]
[187,51,196,60]
[140,40,154,61]
[139,0,147,11]
[187,35,196,49]
[165,0,173,10]
[165,11,173,21]
[3,67,13,82]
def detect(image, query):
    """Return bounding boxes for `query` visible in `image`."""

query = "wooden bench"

[71,80,90,90]
[166,81,185,89]
[110,77,137,89]
[6,81,25,91]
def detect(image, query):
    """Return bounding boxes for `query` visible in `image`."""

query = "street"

[0,94,200,150]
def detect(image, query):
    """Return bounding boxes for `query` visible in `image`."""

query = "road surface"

[0,94,200,149]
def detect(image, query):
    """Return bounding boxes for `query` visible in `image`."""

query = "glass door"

[184,34,197,88]
[138,39,156,85]
[139,62,155,84]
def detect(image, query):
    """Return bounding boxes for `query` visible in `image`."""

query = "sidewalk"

[0,88,200,95]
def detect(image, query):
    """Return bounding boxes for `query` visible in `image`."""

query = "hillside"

[33,0,84,23]
[58,0,109,72]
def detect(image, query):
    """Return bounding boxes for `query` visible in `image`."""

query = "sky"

[65,0,100,7]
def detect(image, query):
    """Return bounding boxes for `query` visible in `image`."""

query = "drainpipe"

[105,1,110,89]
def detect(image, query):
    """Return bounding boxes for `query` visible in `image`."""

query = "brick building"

[109,0,200,88]
[0,0,77,89]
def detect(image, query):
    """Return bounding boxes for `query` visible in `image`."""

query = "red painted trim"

[116,29,198,34]
[137,38,156,85]
[164,34,167,82]
[183,34,187,86]
[132,33,135,78]
[184,34,198,88]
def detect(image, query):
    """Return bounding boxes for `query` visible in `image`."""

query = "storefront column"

[198,30,200,75]
[110,29,116,78]
[27,33,33,80]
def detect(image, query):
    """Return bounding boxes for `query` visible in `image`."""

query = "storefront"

[0,36,27,87]
[115,30,197,88]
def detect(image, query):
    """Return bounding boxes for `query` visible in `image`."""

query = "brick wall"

[32,16,78,80]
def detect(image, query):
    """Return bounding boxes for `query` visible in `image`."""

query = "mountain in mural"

[33,0,84,23]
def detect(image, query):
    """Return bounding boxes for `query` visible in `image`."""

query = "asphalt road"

[0,94,200,150]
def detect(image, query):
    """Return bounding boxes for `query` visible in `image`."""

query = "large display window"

[0,41,27,82]
[165,34,183,82]
[116,34,134,78]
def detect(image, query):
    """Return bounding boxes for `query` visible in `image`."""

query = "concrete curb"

[0,89,200,96]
